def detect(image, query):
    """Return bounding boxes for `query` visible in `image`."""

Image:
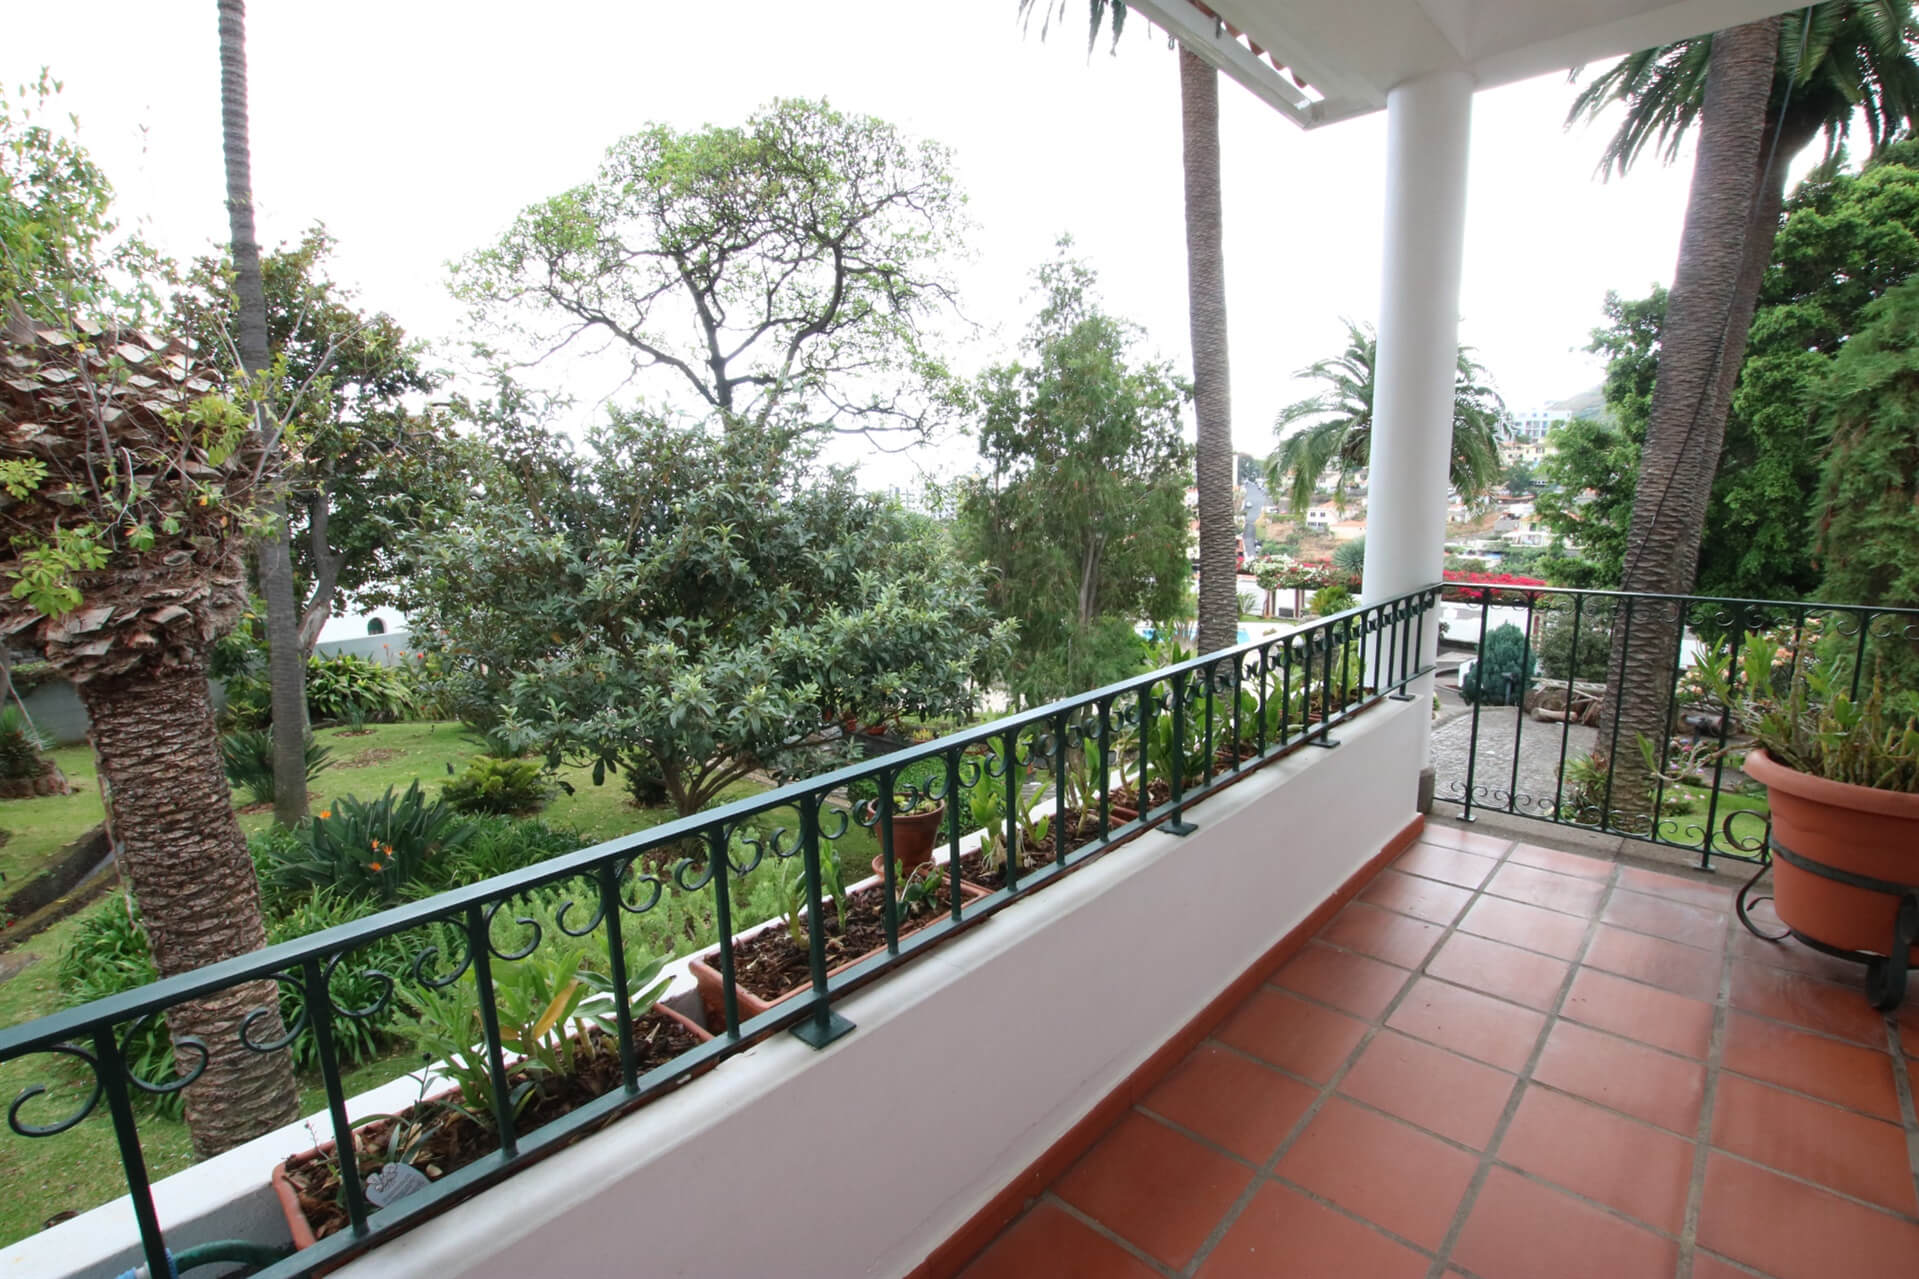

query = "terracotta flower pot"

[1744,749,1919,974]
[270,1002,710,1253]
[866,803,946,877]
[689,878,988,1028]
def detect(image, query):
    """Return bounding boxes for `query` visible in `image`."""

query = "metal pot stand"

[1737,840,1919,1010]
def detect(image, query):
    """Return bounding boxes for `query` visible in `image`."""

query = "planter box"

[270,1003,711,1254]
[688,878,987,1027]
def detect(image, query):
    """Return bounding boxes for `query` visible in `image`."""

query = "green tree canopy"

[401,416,1010,817]
[1813,273,1919,682]
[1539,142,1919,596]
[453,98,966,439]
[1266,319,1506,515]
[0,73,162,328]
[175,226,468,647]
[955,250,1191,705]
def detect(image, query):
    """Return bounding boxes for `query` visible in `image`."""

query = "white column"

[1360,70,1472,781]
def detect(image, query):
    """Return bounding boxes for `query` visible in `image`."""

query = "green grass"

[1654,784,1771,859]
[0,744,108,892]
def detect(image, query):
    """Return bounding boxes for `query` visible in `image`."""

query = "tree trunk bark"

[1179,48,1238,657]
[1597,17,1780,830]
[219,0,309,826]
[80,659,300,1157]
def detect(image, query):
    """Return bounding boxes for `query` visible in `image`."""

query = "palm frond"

[1571,2,1919,177]
[1267,322,1507,512]
[1016,0,1127,53]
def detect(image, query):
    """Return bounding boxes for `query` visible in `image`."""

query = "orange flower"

[319,809,331,819]
[368,861,384,872]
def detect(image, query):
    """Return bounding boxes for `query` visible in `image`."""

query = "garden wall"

[14,630,408,747]
[342,696,1425,1279]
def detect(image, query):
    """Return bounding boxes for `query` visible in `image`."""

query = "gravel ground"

[1430,696,1597,815]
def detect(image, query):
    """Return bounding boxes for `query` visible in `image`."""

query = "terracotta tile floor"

[955,831,1919,1279]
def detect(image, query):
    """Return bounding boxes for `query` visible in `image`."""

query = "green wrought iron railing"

[1436,583,1919,867]
[0,586,1441,1278]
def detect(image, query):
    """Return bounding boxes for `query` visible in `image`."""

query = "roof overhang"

[1123,0,1811,127]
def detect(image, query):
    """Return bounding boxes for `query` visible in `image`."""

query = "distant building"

[1499,436,1549,467]
[1508,405,1572,443]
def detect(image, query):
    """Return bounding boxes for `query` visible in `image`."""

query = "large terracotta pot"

[1744,749,1919,974]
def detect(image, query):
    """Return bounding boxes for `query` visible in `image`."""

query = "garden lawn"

[0,744,106,894]
[1655,784,1772,858]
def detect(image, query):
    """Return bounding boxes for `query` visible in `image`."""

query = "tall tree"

[1588,22,1782,828]
[177,226,453,649]
[957,249,1192,704]
[0,327,301,1155]
[1265,319,1506,514]
[1,64,299,1156]
[218,0,308,826]
[1540,144,1919,595]
[1570,2,1919,823]
[454,99,964,440]
[1017,2,1239,655]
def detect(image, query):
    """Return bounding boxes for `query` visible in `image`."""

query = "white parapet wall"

[1,695,1420,1279]
[337,696,1424,1279]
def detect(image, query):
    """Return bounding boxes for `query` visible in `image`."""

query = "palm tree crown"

[1571,1,1919,174]
[1266,320,1506,515]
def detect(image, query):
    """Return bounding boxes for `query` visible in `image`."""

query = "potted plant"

[1685,633,1919,1007]
[688,856,983,1026]
[864,791,947,876]
[272,936,707,1250]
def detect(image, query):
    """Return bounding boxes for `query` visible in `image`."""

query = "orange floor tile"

[953,831,1919,1279]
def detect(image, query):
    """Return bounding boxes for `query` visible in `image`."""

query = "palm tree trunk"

[219,0,308,826]
[1598,17,1780,829]
[81,658,300,1157]
[1179,48,1238,657]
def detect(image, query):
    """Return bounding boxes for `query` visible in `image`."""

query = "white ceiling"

[1125,0,1809,125]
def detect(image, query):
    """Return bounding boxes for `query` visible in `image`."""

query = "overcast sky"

[7,2,1713,487]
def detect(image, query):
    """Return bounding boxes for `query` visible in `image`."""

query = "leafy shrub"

[622,756,669,807]
[306,652,414,724]
[56,899,177,1113]
[1309,584,1355,616]
[263,781,472,905]
[1461,623,1534,705]
[218,672,273,730]
[443,755,553,816]
[221,728,334,806]
[1237,590,1258,617]
[1332,536,1366,576]
[61,891,427,1098]
[437,816,583,886]
[0,706,50,780]
[264,890,423,1071]
[1534,600,1613,683]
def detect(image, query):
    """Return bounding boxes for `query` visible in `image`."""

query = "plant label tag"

[366,1162,430,1208]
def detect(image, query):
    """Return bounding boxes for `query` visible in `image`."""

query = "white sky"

[6,1,1708,490]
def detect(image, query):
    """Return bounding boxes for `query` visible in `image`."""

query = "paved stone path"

[1430,703,1597,816]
